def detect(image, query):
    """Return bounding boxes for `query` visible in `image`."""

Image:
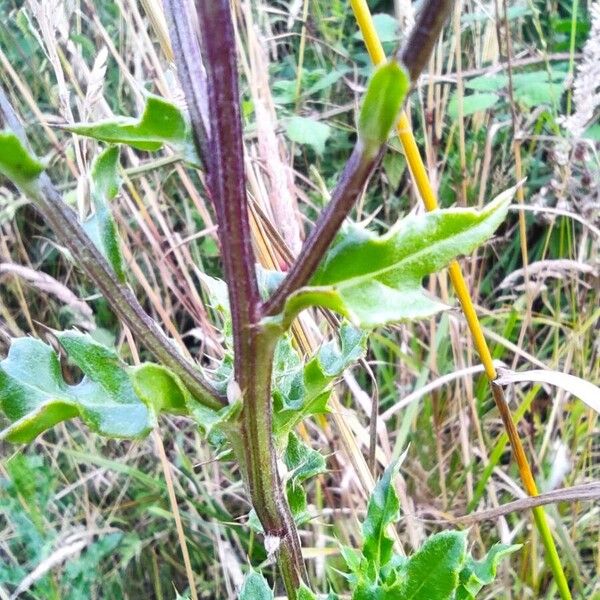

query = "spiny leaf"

[284,433,326,524]
[0,333,155,443]
[83,146,125,281]
[273,323,366,442]
[457,543,521,599]
[315,322,365,380]
[239,571,273,599]
[358,61,409,155]
[186,396,241,440]
[67,95,197,162]
[362,461,401,571]
[285,432,326,492]
[0,131,45,187]
[396,531,468,599]
[281,187,514,329]
[297,584,318,599]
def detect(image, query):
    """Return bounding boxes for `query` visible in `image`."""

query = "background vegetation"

[0,0,598,598]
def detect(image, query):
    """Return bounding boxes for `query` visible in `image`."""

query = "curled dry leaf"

[495,367,600,414]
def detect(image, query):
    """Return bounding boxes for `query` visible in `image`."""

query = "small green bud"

[0,131,45,188]
[358,61,410,156]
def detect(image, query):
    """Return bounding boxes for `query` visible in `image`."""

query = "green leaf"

[512,71,566,108]
[280,188,514,329]
[0,333,155,443]
[83,146,126,281]
[362,462,401,572]
[284,433,326,524]
[358,61,409,154]
[188,398,240,435]
[353,580,403,599]
[341,545,364,574]
[284,116,331,155]
[239,571,273,599]
[0,131,45,187]
[465,75,508,92]
[273,324,366,441]
[353,14,399,43]
[462,5,531,23]
[456,543,520,599]
[303,67,350,97]
[298,584,318,599]
[67,95,196,161]
[448,92,500,118]
[583,123,600,141]
[383,152,405,189]
[397,531,468,599]
[130,363,188,414]
[317,322,365,379]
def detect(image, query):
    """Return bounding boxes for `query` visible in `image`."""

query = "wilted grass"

[0,0,598,598]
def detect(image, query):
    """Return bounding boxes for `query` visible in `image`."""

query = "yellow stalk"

[350,1,572,598]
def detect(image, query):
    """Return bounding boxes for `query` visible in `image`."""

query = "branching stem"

[263,143,383,317]
[0,89,223,411]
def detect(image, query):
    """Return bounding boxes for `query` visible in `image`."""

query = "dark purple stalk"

[191,0,305,594]
[264,0,455,319]
[169,0,456,595]
[400,0,454,83]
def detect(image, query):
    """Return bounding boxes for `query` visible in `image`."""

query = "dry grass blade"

[9,533,90,599]
[0,262,94,328]
[449,482,600,525]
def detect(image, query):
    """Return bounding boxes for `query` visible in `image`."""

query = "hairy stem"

[0,89,223,411]
[192,1,305,594]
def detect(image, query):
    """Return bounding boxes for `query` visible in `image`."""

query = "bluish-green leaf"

[273,324,366,441]
[83,146,125,281]
[187,396,241,440]
[130,363,188,415]
[0,131,45,188]
[284,433,326,524]
[465,75,508,92]
[239,571,273,599]
[456,543,521,599]
[353,14,399,43]
[512,71,566,108]
[67,95,197,162]
[358,61,409,155]
[0,333,155,443]
[396,531,468,599]
[298,584,318,599]
[448,92,500,119]
[280,187,514,329]
[362,462,401,572]
[284,116,331,156]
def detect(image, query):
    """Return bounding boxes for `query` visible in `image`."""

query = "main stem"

[191,1,305,594]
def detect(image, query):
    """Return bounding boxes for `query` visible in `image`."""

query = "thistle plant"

[0,1,531,597]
